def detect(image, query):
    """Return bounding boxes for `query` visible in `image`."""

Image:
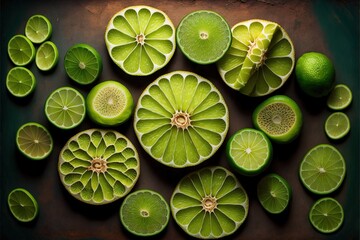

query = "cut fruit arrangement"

[4,5,352,238]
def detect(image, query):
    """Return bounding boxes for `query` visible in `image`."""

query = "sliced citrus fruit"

[45,87,86,129]
[226,128,272,176]
[64,43,102,85]
[134,71,229,168]
[58,129,140,205]
[217,19,295,96]
[35,41,59,71]
[176,10,231,64]
[299,144,346,195]
[16,122,53,160]
[25,14,52,44]
[170,166,249,239]
[8,35,35,66]
[8,188,39,222]
[327,84,352,110]
[324,112,350,140]
[105,5,176,76]
[120,189,170,236]
[257,173,292,214]
[252,95,302,144]
[86,80,134,126]
[309,197,344,234]
[6,67,36,97]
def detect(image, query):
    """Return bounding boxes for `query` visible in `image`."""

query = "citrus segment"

[217,19,295,96]
[8,35,35,66]
[327,84,352,110]
[299,144,346,195]
[58,129,140,205]
[25,14,52,44]
[105,5,176,76]
[8,188,39,222]
[176,10,231,64]
[6,67,36,97]
[324,112,350,140]
[45,87,86,129]
[170,166,249,239]
[134,71,229,168]
[36,41,59,71]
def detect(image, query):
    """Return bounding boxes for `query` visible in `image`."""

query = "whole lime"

[295,52,335,98]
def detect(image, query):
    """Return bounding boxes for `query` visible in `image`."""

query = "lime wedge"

[324,112,350,140]
[8,188,39,222]
[36,41,59,71]
[6,67,36,97]
[327,84,352,110]
[25,14,52,44]
[8,35,35,66]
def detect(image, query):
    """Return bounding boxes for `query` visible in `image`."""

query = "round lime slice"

[324,112,350,140]
[8,188,39,222]
[8,35,35,66]
[327,84,352,110]
[36,41,59,71]
[6,67,36,97]
[25,14,52,44]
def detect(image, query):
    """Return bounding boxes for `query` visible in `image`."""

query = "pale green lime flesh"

[327,84,352,110]
[6,67,36,97]
[36,41,58,71]
[8,188,39,222]
[58,129,140,205]
[8,35,35,66]
[134,71,229,168]
[170,166,249,239]
[324,112,350,140]
[25,15,52,43]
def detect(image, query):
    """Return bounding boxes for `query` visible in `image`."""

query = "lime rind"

[8,35,36,66]
[36,41,59,71]
[327,84,352,110]
[8,188,39,222]
[134,71,229,168]
[105,5,176,76]
[324,112,350,140]
[6,67,36,97]
[25,14,52,44]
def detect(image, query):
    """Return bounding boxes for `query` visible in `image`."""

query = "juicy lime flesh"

[309,197,344,233]
[134,71,229,168]
[177,10,231,64]
[171,166,249,239]
[120,190,170,236]
[36,41,58,70]
[8,188,38,222]
[25,15,51,43]
[105,6,176,75]
[8,35,35,66]
[299,144,346,195]
[93,86,127,117]
[257,174,291,214]
[58,129,140,205]
[327,84,352,110]
[17,123,53,160]
[217,19,294,96]
[45,87,86,129]
[6,67,35,97]
[325,112,350,140]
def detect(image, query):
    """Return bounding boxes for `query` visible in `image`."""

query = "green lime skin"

[8,188,39,222]
[252,95,303,144]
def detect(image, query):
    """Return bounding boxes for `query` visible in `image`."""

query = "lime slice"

[176,10,231,64]
[324,112,350,140]
[170,166,249,239]
[64,43,102,85]
[35,41,59,71]
[86,80,134,126]
[252,95,302,144]
[25,15,52,44]
[217,19,295,96]
[120,189,170,236]
[58,129,140,205]
[16,122,53,160]
[105,5,176,76]
[8,188,39,222]
[226,128,272,176]
[257,173,292,214]
[327,84,352,110]
[6,67,36,97]
[45,87,86,129]
[309,197,344,234]
[299,144,346,195]
[134,71,229,168]
[8,35,35,66]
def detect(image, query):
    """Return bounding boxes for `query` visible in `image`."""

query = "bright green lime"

[324,112,350,140]
[6,67,36,97]
[327,84,352,110]
[36,41,59,71]
[8,188,39,222]
[8,35,35,66]
[25,14,52,44]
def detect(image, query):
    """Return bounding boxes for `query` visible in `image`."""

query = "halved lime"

[257,173,292,214]
[327,84,352,110]
[217,19,295,96]
[226,128,272,176]
[6,67,36,97]
[35,41,59,71]
[86,80,134,126]
[8,188,39,222]
[64,43,102,85]
[299,144,346,195]
[16,122,53,160]
[45,87,86,129]
[120,189,170,236]
[170,166,249,239]
[324,112,350,140]
[252,95,302,144]
[58,129,140,205]
[105,5,176,76]
[8,35,35,66]
[309,197,344,234]
[25,14,52,44]
[176,10,231,64]
[134,71,229,168]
